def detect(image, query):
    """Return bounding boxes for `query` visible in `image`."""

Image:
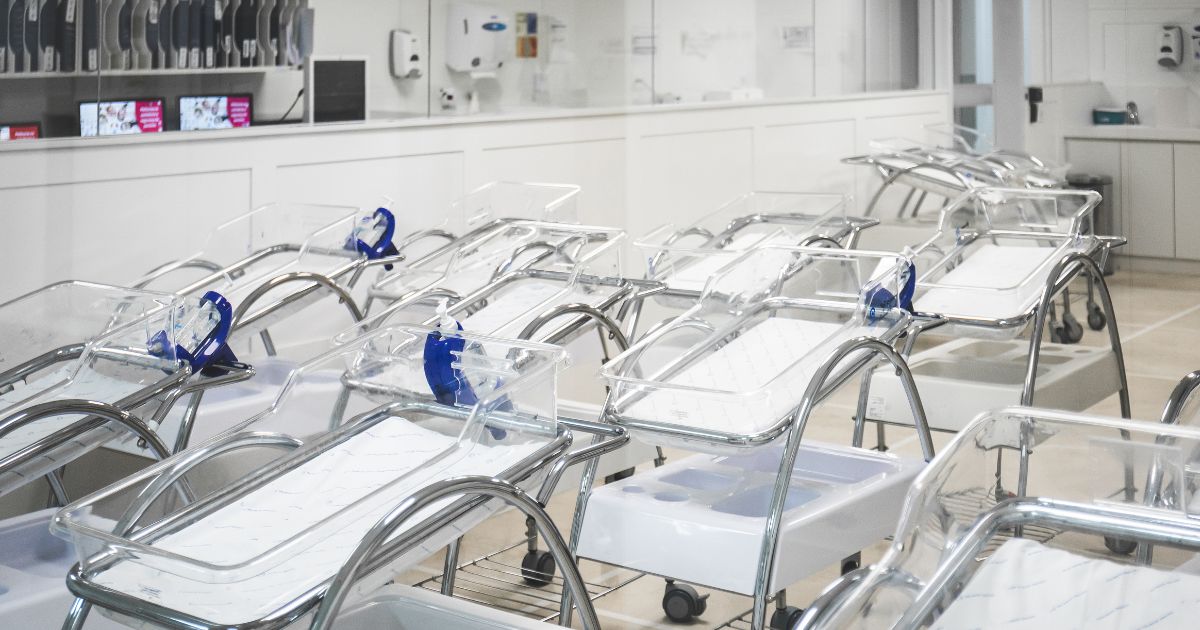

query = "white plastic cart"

[564,246,936,630]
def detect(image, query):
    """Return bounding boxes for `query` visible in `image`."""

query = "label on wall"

[781,25,813,51]
[516,11,537,58]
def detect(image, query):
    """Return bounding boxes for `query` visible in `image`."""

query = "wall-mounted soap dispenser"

[1160,25,1183,68]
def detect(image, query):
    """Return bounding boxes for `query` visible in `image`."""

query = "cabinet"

[1122,142,1175,258]
[1065,138,1193,260]
[1175,144,1200,260]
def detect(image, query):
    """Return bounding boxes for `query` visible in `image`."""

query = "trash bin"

[1067,172,1115,274]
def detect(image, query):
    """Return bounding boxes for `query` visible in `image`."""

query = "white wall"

[0,91,950,302]
[304,0,932,116]
[1030,1,1200,126]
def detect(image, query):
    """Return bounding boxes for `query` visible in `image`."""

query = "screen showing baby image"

[80,101,164,137]
[180,96,252,131]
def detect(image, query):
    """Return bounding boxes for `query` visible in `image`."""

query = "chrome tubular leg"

[172,389,207,454]
[328,386,353,431]
[852,367,873,448]
[260,329,278,357]
[46,469,69,507]
[441,537,462,597]
[61,597,90,630]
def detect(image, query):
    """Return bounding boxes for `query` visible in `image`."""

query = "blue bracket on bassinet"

[864,261,916,323]
[423,325,508,440]
[149,291,239,376]
[353,208,400,271]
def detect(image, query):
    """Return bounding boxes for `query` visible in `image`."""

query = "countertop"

[1064,125,1200,142]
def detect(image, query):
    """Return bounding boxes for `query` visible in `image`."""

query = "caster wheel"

[1088,305,1107,331]
[521,550,556,586]
[1050,325,1065,344]
[662,583,707,623]
[605,467,636,484]
[841,552,862,576]
[1060,313,1084,344]
[770,605,805,630]
[1105,536,1137,556]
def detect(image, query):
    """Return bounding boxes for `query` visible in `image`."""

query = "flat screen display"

[0,123,41,141]
[79,99,165,137]
[312,59,366,123]
[179,95,253,131]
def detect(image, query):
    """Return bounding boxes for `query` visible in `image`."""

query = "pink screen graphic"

[134,101,164,133]
[227,96,251,128]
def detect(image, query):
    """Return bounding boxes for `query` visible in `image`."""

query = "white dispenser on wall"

[444,2,508,74]
[1160,25,1183,68]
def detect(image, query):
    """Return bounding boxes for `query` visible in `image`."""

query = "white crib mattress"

[463,281,620,339]
[92,418,541,626]
[914,243,1059,320]
[932,538,1200,629]
[624,318,877,437]
[0,368,146,463]
[461,281,565,334]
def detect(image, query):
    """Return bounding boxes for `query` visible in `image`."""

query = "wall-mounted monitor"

[79,98,165,137]
[0,122,42,141]
[305,56,368,123]
[179,94,253,131]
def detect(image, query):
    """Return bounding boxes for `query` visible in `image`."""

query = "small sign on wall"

[781,25,813,51]
[517,12,538,58]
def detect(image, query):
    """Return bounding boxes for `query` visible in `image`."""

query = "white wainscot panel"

[754,119,857,197]
[475,139,627,228]
[276,152,466,232]
[0,170,251,302]
[629,128,754,240]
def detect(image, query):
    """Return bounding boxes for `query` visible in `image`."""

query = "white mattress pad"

[623,317,878,436]
[915,243,1059,320]
[932,538,1200,629]
[93,418,541,625]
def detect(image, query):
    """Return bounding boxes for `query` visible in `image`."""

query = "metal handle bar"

[518,302,631,351]
[310,476,601,630]
[231,271,365,332]
[0,399,171,461]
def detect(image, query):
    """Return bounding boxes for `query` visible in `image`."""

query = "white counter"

[1064,125,1200,143]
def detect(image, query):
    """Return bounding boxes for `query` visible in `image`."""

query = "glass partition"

[0,1,936,141]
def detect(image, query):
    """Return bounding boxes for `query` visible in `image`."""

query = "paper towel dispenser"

[444,2,507,74]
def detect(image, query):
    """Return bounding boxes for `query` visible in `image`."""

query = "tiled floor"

[390,268,1200,629]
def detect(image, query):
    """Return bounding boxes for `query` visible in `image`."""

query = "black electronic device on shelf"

[200,0,212,67]
[0,0,9,74]
[81,0,97,71]
[186,0,199,67]
[143,0,161,69]
[38,0,55,71]
[235,0,254,66]
[117,0,133,69]
[22,0,37,71]
[219,0,231,66]
[171,0,187,67]
[157,0,170,67]
[56,0,75,72]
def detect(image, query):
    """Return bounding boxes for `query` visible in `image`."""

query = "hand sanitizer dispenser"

[445,2,507,74]
[1160,25,1183,68]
